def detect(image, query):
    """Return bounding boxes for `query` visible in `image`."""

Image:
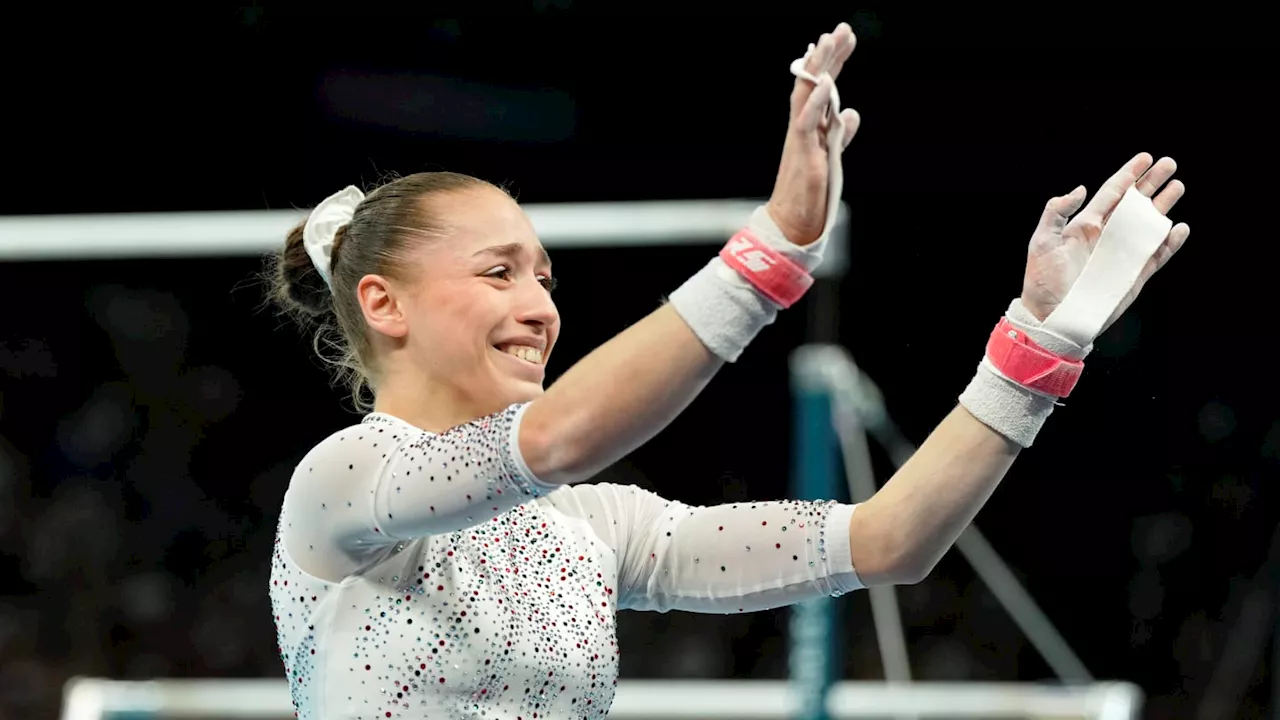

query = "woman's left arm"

[847,405,1018,586]
[549,482,864,614]
[555,153,1190,601]
[850,151,1191,586]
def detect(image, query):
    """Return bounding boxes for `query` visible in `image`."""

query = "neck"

[371,363,484,433]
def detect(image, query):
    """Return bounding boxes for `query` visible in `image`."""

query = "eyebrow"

[473,242,552,267]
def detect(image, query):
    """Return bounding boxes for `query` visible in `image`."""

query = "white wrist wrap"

[669,206,827,362]
[959,299,1090,447]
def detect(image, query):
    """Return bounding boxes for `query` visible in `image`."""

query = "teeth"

[499,345,543,365]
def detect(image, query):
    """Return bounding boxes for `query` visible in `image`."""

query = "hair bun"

[274,219,333,319]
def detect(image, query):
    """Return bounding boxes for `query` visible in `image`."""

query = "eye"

[538,275,558,293]
[483,265,513,281]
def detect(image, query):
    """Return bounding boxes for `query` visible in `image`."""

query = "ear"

[358,274,410,339]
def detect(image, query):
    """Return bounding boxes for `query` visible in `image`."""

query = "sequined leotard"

[269,403,863,719]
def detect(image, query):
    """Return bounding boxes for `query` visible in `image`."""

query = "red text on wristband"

[718,229,814,309]
[986,317,1084,398]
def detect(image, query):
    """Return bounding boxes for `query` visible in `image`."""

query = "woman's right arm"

[287,212,816,575]
[284,24,859,566]
[286,208,817,578]
[519,303,722,485]
[282,269,770,579]
[521,23,859,486]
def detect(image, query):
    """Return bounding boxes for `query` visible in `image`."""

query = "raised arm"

[849,153,1191,586]
[520,24,860,485]
[282,25,862,579]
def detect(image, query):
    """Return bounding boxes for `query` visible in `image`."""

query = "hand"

[767,23,861,246]
[1020,153,1191,328]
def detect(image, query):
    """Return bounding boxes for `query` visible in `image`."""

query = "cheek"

[545,298,562,334]
[549,316,563,346]
[414,287,506,351]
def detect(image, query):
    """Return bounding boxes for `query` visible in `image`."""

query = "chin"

[505,380,546,405]
[480,350,549,411]
[478,379,544,415]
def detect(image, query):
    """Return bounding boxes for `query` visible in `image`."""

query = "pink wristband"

[718,229,814,309]
[986,317,1084,398]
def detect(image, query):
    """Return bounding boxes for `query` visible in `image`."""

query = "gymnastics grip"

[718,229,815,309]
[1041,186,1174,347]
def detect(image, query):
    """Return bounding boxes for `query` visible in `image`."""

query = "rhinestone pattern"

[269,407,862,718]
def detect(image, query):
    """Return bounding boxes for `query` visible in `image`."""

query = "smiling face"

[360,184,560,424]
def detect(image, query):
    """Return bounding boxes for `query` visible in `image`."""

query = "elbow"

[881,534,949,585]
[849,514,938,587]
[886,552,937,586]
[860,549,934,587]
[517,404,588,485]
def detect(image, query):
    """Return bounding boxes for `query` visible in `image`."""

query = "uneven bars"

[60,677,1142,720]
[0,199,850,279]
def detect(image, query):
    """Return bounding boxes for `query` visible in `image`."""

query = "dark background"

[0,4,1273,719]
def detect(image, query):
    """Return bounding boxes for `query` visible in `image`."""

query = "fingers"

[1087,152,1185,221]
[797,75,835,133]
[1136,157,1176,197]
[826,23,857,82]
[803,33,837,78]
[802,24,856,78]
[1158,222,1191,269]
[839,108,861,148]
[1153,179,1186,214]
[1079,152,1154,222]
[1039,186,1088,230]
[791,34,836,113]
[1052,186,1088,219]
[790,24,857,118]
[1137,222,1190,288]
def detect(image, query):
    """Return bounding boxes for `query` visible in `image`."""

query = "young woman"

[266,23,1189,719]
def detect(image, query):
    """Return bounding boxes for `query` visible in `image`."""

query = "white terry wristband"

[668,206,826,362]
[668,258,777,362]
[958,299,1091,447]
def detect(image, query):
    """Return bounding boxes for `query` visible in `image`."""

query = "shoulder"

[284,417,413,499]
[299,417,406,465]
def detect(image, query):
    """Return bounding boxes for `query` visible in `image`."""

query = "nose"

[514,278,559,329]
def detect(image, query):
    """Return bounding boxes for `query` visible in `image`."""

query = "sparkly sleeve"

[548,483,864,613]
[282,404,557,574]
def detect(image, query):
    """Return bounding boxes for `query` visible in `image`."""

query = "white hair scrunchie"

[303,185,366,290]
